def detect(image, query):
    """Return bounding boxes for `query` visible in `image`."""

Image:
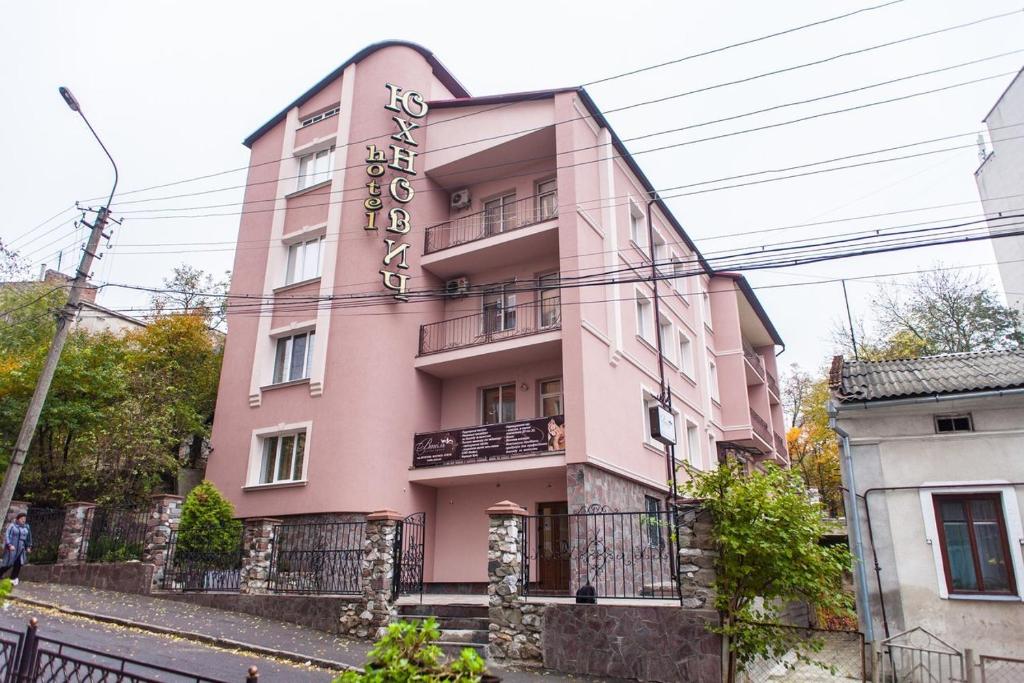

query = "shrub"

[335,618,489,682]
[177,481,242,557]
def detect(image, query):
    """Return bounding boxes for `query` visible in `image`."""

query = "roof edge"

[981,66,1024,125]
[712,272,785,347]
[243,40,470,148]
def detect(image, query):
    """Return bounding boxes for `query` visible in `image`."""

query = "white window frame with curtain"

[538,377,563,417]
[635,290,654,343]
[535,178,557,221]
[658,315,675,364]
[481,383,516,425]
[708,359,720,403]
[482,283,517,334]
[297,146,335,190]
[629,201,646,248]
[284,236,324,285]
[678,331,695,378]
[537,272,561,328]
[652,229,669,269]
[483,192,517,236]
[272,329,316,385]
[686,421,701,468]
[247,422,311,487]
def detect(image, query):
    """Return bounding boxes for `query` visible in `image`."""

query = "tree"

[0,240,28,282]
[682,462,853,682]
[177,480,242,555]
[782,366,844,517]
[150,264,230,331]
[782,363,813,428]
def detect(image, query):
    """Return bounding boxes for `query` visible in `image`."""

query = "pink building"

[207,41,788,592]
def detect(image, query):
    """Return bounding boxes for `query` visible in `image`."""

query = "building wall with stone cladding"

[542,604,722,682]
[142,494,183,588]
[487,505,546,661]
[338,513,399,639]
[676,502,718,610]
[566,463,667,512]
[239,518,278,594]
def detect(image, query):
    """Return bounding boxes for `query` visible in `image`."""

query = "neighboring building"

[830,351,1024,659]
[975,67,1024,313]
[207,41,788,591]
[1,269,146,334]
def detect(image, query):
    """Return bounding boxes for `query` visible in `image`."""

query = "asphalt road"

[0,603,336,682]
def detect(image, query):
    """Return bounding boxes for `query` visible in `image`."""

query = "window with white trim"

[658,315,674,363]
[482,383,516,424]
[702,291,713,328]
[933,493,1016,596]
[539,378,563,417]
[678,331,695,377]
[272,330,315,384]
[635,291,654,343]
[259,430,307,484]
[652,230,669,267]
[297,147,334,190]
[536,179,557,220]
[300,106,339,128]
[708,360,720,402]
[285,237,323,285]
[629,202,646,247]
[673,257,688,295]
[686,421,701,467]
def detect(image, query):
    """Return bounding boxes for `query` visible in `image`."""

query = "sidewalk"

[10,583,619,682]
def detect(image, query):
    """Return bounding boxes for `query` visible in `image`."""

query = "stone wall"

[22,562,154,594]
[677,502,717,609]
[142,494,183,589]
[543,604,722,682]
[158,592,360,634]
[566,463,666,512]
[239,518,278,594]
[338,510,400,638]
[486,501,546,661]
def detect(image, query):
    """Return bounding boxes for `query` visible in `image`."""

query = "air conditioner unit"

[445,276,470,298]
[450,189,471,210]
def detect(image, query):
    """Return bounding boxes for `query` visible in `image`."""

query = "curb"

[9,595,359,674]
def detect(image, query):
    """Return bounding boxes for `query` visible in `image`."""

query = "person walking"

[0,512,32,585]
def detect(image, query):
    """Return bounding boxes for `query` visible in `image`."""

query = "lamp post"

[0,87,118,519]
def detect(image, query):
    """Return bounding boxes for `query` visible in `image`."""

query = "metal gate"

[392,512,425,600]
[880,627,964,683]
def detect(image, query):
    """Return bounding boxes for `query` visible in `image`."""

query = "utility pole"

[0,87,117,519]
[841,279,860,361]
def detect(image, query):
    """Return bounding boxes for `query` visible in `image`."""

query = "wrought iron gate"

[392,512,425,600]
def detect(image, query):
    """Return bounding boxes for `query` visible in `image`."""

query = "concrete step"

[436,640,487,659]
[439,628,489,645]
[399,614,489,631]
[397,603,488,619]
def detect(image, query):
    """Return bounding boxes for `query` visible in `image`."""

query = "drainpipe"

[828,401,876,643]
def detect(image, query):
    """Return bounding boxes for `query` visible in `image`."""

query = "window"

[658,316,674,363]
[635,292,654,342]
[482,384,516,424]
[934,493,1016,595]
[259,431,307,484]
[538,273,561,327]
[539,378,563,417]
[300,106,339,128]
[285,237,323,284]
[708,360,720,402]
[483,192,517,235]
[701,291,712,328]
[272,331,315,384]
[686,422,701,467]
[297,147,334,190]
[673,257,688,295]
[644,496,663,547]
[652,230,669,267]
[483,283,517,333]
[536,179,557,220]
[935,414,973,433]
[629,202,646,247]
[678,332,695,377]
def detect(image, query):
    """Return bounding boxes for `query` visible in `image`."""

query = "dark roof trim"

[713,272,785,347]
[427,87,577,108]
[243,40,469,148]
[981,66,1024,124]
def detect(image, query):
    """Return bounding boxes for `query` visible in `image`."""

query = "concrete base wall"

[22,563,154,595]
[542,604,722,682]
[156,592,360,634]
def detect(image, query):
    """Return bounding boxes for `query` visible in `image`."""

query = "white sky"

[2,0,1021,376]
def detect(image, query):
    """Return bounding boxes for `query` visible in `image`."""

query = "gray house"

[829,351,1024,660]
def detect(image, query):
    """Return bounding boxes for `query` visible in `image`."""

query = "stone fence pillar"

[239,518,280,594]
[57,502,96,565]
[340,509,401,638]
[5,501,29,527]
[142,494,183,589]
[487,500,544,662]
[676,503,717,609]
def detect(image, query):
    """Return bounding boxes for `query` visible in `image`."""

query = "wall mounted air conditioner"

[450,189,471,210]
[445,276,470,298]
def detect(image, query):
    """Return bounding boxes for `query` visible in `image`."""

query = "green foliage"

[0,578,12,605]
[335,618,487,683]
[86,537,143,563]
[177,480,242,556]
[682,462,853,677]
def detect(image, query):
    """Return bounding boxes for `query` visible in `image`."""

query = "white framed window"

[658,315,674,363]
[539,377,563,417]
[482,383,516,424]
[708,360,720,403]
[652,229,669,267]
[673,257,688,296]
[536,179,558,220]
[483,283,517,333]
[258,429,307,484]
[702,290,713,328]
[300,106,339,128]
[629,202,646,247]
[297,146,335,190]
[285,237,324,285]
[686,421,701,468]
[483,192,517,235]
[635,291,654,342]
[272,330,316,384]
[678,331,695,377]
[538,272,561,328]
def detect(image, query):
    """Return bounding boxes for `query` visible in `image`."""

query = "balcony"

[750,409,772,447]
[774,432,786,456]
[767,371,780,402]
[421,194,560,279]
[414,298,562,378]
[742,339,765,385]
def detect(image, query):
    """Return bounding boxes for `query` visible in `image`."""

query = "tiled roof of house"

[831,350,1024,403]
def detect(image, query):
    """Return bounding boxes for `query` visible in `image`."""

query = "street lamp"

[58,86,118,209]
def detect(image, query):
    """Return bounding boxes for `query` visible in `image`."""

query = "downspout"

[827,401,877,643]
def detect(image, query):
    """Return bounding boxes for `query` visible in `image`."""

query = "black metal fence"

[521,508,679,600]
[162,531,244,593]
[81,506,148,563]
[24,509,62,565]
[392,513,425,600]
[980,654,1024,683]
[418,297,561,355]
[740,625,866,682]
[268,520,364,594]
[423,193,558,253]
[0,618,258,682]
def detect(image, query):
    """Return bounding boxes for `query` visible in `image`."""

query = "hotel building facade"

[207,41,788,590]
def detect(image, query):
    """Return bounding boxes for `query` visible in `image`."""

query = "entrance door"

[536,501,570,593]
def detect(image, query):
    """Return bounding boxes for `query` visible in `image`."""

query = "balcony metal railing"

[424,192,558,254]
[742,339,765,377]
[418,297,561,355]
[750,409,772,445]
[767,370,780,397]
[774,432,787,455]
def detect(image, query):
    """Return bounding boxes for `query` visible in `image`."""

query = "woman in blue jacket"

[0,513,32,585]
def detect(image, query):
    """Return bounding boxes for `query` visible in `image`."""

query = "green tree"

[682,462,853,681]
[150,264,230,331]
[177,480,242,555]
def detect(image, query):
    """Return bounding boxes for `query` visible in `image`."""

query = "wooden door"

[536,501,569,592]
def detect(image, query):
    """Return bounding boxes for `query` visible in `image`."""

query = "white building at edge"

[975,67,1024,314]
[829,350,1024,661]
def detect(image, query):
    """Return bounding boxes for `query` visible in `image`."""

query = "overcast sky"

[2,0,1021,376]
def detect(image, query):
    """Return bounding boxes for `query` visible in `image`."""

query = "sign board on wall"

[413,415,566,468]
[649,404,676,446]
